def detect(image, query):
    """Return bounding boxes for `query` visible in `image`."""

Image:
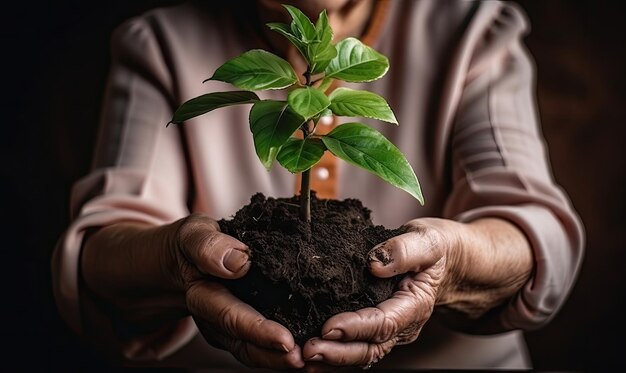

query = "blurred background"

[3,0,624,370]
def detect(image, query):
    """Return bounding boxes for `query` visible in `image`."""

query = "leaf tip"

[412,190,425,205]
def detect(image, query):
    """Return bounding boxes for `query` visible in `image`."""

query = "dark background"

[3,0,624,371]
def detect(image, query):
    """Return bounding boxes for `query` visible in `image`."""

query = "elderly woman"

[52,0,584,370]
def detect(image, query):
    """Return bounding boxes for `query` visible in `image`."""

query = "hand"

[301,217,533,370]
[172,214,305,369]
[81,213,304,369]
[301,218,450,370]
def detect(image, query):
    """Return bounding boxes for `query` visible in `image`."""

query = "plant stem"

[300,167,311,222]
[299,120,312,222]
[299,66,314,223]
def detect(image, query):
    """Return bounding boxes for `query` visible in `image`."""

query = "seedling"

[169,4,423,222]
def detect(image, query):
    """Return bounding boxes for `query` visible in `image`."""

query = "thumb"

[368,229,443,278]
[177,214,251,280]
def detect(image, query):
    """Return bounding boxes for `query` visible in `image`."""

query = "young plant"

[169,4,423,222]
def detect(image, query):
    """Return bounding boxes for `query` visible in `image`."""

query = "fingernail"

[322,329,343,340]
[272,342,291,353]
[305,354,323,362]
[369,243,392,266]
[224,248,249,272]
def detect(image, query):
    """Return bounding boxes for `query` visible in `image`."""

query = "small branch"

[299,133,311,223]
[310,77,323,86]
[310,120,320,136]
[298,65,314,223]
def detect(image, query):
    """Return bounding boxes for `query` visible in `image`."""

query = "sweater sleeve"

[51,15,197,358]
[443,2,585,330]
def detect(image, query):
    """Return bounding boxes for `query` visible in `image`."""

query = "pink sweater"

[52,1,584,369]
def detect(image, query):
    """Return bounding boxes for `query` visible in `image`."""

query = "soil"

[218,192,405,344]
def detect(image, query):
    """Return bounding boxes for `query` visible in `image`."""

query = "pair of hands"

[169,214,453,370]
[83,212,530,370]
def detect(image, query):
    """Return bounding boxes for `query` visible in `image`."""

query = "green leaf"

[322,123,423,203]
[269,11,336,72]
[287,86,331,120]
[309,42,337,74]
[325,38,389,82]
[266,22,299,43]
[207,50,298,90]
[283,4,318,42]
[309,10,336,73]
[277,137,326,173]
[315,9,332,44]
[169,91,259,125]
[249,100,305,169]
[266,22,308,59]
[329,88,397,124]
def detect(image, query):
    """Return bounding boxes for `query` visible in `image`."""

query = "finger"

[196,322,305,369]
[321,275,436,343]
[178,215,251,279]
[368,229,443,278]
[186,281,297,352]
[225,336,305,369]
[303,337,396,367]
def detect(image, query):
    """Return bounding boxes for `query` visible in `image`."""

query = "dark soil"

[218,192,404,344]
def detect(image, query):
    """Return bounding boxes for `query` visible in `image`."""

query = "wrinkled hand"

[81,213,304,369]
[302,218,454,369]
[169,214,304,369]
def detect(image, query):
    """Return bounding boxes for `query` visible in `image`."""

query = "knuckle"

[177,214,220,250]
[359,307,385,324]
[374,315,399,343]
[185,284,201,313]
[246,317,269,345]
[425,228,446,260]
[198,231,225,260]
[216,302,239,335]
[177,258,198,288]
[185,282,221,315]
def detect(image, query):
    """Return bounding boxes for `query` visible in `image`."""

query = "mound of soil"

[218,192,404,344]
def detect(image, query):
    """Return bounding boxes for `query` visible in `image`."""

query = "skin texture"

[81,215,532,370]
[81,214,305,369]
[78,1,534,370]
[301,218,533,371]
